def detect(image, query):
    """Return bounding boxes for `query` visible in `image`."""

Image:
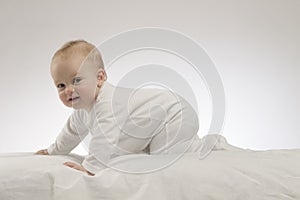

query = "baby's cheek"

[58,93,68,105]
[77,85,95,97]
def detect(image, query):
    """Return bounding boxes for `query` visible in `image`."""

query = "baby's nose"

[65,85,74,95]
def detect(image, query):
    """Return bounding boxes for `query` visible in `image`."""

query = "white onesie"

[48,81,199,174]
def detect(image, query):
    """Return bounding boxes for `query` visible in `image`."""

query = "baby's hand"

[64,162,95,176]
[35,149,49,155]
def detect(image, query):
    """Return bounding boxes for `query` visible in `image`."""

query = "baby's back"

[101,83,199,153]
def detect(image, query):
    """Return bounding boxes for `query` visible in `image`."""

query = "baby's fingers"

[35,149,49,155]
[64,162,83,171]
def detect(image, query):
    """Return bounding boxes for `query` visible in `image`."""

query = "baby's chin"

[63,100,94,111]
[63,103,81,110]
[62,99,82,109]
[69,104,82,110]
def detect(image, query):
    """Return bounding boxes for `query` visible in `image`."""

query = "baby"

[36,40,199,175]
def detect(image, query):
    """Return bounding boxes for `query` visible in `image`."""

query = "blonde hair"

[52,40,105,70]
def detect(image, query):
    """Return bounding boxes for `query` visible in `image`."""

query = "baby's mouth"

[68,96,80,102]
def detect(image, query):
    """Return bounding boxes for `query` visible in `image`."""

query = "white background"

[0,0,299,154]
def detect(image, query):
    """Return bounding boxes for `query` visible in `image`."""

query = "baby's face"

[50,53,101,111]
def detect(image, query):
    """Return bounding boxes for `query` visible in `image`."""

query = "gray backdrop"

[0,0,299,154]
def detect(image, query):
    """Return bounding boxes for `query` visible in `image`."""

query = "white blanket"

[1,135,300,200]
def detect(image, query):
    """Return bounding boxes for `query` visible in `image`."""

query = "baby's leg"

[149,116,199,155]
[148,94,200,155]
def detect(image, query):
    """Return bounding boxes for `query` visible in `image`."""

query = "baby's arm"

[36,111,89,155]
[80,110,124,174]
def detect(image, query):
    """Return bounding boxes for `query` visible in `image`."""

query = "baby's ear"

[96,69,104,79]
[97,69,106,86]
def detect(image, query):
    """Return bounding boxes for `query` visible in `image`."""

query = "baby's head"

[50,40,107,111]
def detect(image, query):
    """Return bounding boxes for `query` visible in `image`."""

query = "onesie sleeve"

[81,101,125,174]
[81,133,121,174]
[47,110,89,155]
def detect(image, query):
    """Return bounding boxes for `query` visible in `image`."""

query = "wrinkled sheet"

[1,136,300,200]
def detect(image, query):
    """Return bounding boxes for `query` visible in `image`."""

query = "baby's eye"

[73,77,82,85]
[57,83,65,89]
